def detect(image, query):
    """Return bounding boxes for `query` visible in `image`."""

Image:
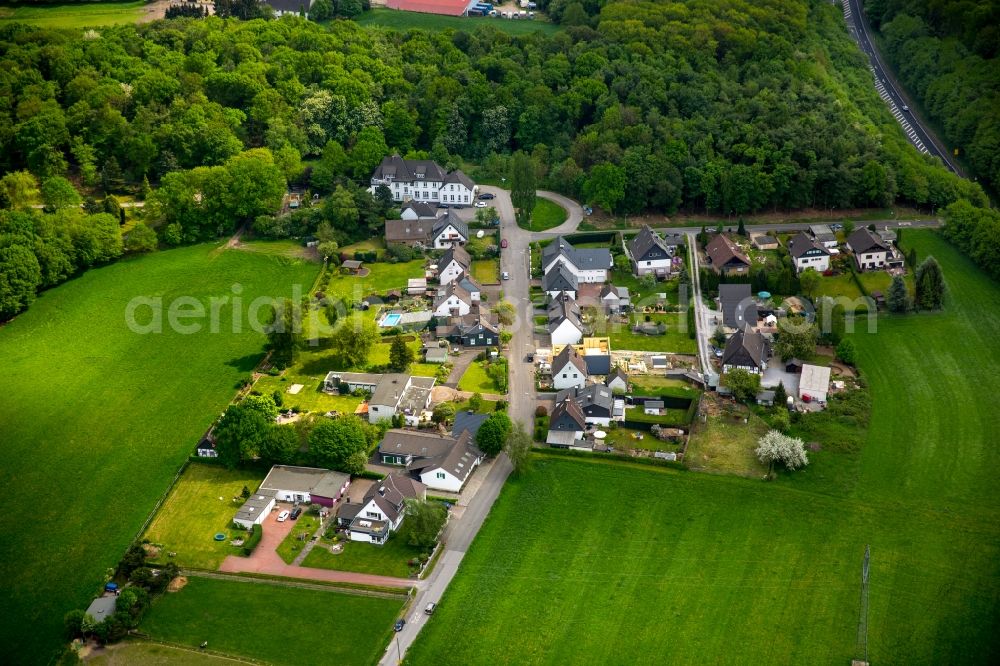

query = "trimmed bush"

[242,524,263,556]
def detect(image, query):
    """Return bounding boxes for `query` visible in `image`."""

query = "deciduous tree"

[308,416,368,473]
[405,499,447,550]
[755,430,809,474]
[475,412,512,456]
[723,368,761,403]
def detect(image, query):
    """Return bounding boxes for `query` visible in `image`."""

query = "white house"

[259,465,350,507]
[552,344,588,390]
[798,363,831,403]
[543,264,578,300]
[627,225,680,276]
[542,236,613,283]
[846,228,891,271]
[430,210,469,249]
[600,284,631,313]
[377,429,484,493]
[433,282,474,317]
[787,232,830,274]
[437,246,471,285]
[232,488,277,529]
[370,155,477,205]
[368,374,436,425]
[548,296,585,346]
[399,201,437,220]
[338,474,427,545]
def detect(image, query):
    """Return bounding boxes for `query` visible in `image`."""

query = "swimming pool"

[380,313,402,327]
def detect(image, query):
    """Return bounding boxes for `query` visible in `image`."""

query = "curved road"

[535,190,584,236]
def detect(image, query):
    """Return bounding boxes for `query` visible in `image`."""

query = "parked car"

[438,203,450,209]
[526,353,534,362]
[500,239,508,248]
[478,193,495,200]
[277,510,290,522]
[425,602,437,615]
[901,104,910,112]
[290,507,302,520]
[830,223,843,230]
[502,271,510,280]
[475,201,487,208]
[394,619,406,632]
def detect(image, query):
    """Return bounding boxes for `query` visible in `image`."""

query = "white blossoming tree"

[755,430,809,475]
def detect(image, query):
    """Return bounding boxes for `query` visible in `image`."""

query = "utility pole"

[853,544,871,666]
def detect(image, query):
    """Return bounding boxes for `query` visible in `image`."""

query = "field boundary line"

[181,569,412,599]
[124,636,263,664]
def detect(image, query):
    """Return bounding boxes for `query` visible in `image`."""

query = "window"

[562,373,567,378]
[436,472,446,479]
[366,511,379,518]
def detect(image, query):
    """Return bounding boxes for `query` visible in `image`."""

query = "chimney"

[378,487,386,496]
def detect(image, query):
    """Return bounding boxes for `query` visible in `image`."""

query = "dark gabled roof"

[600,284,630,301]
[706,235,751,268]
[847,228,889,255]
[380,429,455,459]
[542,264,578,292]
[456,273,482,295]
[555,384,614,414]
[719,283,757,329]
[265,0,312,12]
[432,210,469,242]
[385,219,432,244]
[443,170,476,190]
[401,201,438,218]
[361,473,427,523]
[452,411,489,439]
[547,295,583,331]
[606,366,628,386]
[808,224,836,242]
[552,344,588,376]
[549,398,586,431]
[440,245,471,271]
[542,237,612,272]
[721,325,767,369]
[787,232,826,260]
[435,310,499,340]
[628,225,671,261]
[407,430,482,482]
[372,155,446,183]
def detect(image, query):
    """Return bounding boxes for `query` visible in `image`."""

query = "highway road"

[841,0,960,173]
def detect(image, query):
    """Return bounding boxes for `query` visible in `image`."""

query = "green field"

[0,243,318,665]
[143,464,266,570]
[87,641,240,666]
[324,259,424,303]
[0,1,145,28]
[407,231,1000,664]
[606,312,697,354]
[140,577,404,665]
[356,8,561,36]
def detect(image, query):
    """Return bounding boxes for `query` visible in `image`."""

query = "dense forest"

[864,0,1000,195]
[0,0,990,318]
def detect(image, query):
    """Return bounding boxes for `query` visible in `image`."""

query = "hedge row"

[242,524,263,556]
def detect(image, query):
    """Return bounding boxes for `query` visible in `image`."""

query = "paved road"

[686,234,716,386]
[536,190,584,235]
[841,0,959,172]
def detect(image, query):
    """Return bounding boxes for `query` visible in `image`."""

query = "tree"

[432,402,456,424]
[0,171,39,211]
[711,326,726,348]
[583,163,627,213]
[843,220,855,235]
[310,0,333,20]
[308,416,368,473]
[510,151,536,229]
[224,149,287,222]
[737,217,747,236]
[261,425,299,465]
[468,393,483,411]
[125,223,158,253]
[64,609,87,640]
[382,101,419,154]
[493,301,515,326]
[265,298,302,369]
[330,317,379,367]
[773,316,818,360]
[798,268,821,299]
[40,176,80,211]
[886,274,910,313]
[755,430,809,474]
[405,499,447,550]
[772,381,787,408]
[836,338,857,365]
[614,253,630,273]
[723,369,761,403]
[504,422,532,476]
[350,126,388,180]
[0,242,43,320]
[914,256,945,310]
[389,335,414,372]
[214,402,271,468]
[117,544,147,578]
[475,412,512,456]
[499,330,512,347]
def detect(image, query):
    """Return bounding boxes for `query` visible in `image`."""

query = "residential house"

[548,295,585,345]
[377,429,484,492]
[846,228,898,271]
[542,237,613,283]
[705,234,752,274]
[554,384,616,426]
[552,344,588,390]
[606,367,628,393]
[437,246,471,285]
[546,398,589,450]
[323,371,382,394]
[543,264,578,300]
[400,201,438,220]
[337,473,426,545]
[787,231,830,274]
[369,374,436,425]
[385,218,435,247]
[430,210,469,249]
[370,155,476,206]
[433,281,474,317]
[721,325,769,374]
[423,342,449,364]
[798,364,831,403]
[719,283,758,330]
[233,488,277,529]
[808,224,839,249]
[600,284,631,313]
[435,309,499,347]
[452,411,489,440]
[627,225,680,276]
[751,234,779,250]
[455,273,482,302]
[259,465,351,507]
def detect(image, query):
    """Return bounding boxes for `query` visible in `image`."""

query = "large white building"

[370,155,477,206]
[542,237,613,283]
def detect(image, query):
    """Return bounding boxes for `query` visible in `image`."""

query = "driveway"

[761,367,800,393]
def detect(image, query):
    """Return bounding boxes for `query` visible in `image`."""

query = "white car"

[277,510,290,522]
[502,271,510,280]
[474,201,487,208]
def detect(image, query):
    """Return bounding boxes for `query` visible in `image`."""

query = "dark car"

[500,238,508,249]
[478,193,495,200]
[394,619,406,632]
[438,203,450,209]
[290,507,302,520]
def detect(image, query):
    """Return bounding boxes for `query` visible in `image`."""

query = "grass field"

[87,641,240,666]
[457,360,500,393]
[276,513,324,564]
[0,243,318,665]
[356,8,561,36]
[324,259,424,303]
[407,231,1000,664]
[302,524,425,579]
[471,259,499,284]
[140,577,404,665]
[605,313,697,354]
[523,197,568,231]
[685,412,769,476]
[143,464,266,570]
[0,1,145,28]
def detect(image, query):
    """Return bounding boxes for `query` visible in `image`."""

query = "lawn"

[143,464,266,570]
[356,8,562,36]
[814,272,866,300]
[603,427,681,453]
[471,259,499,284]
[324,259,424,303]
[140,577,404,665]
[685,411,770,477]
[457,360,501,393]
[522,197,568,231]
[409,233,1000,665]
[0,243,318,665]
[276,513,324,564]
[628,375,702,399]
[302,523,426,579]
[605,312,697,354]
[86,641,239,666]
[0,1,145,28]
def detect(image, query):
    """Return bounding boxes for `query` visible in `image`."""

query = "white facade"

[545,289,576,300]
[432,224,467,249]
[439,182,474,206]
[438,259,466,285]
[542,256,608,283]
[793,253,830,274]
[635,257,672,276]
[855,250,887,271]
[368,402,396,422]
[585,415,612,426]
[434,294,472,317]
[419,463,478,493]
[607,376,627,393]
[233,496,275,530]
[552,363,586,390]
[550,320,584,346]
